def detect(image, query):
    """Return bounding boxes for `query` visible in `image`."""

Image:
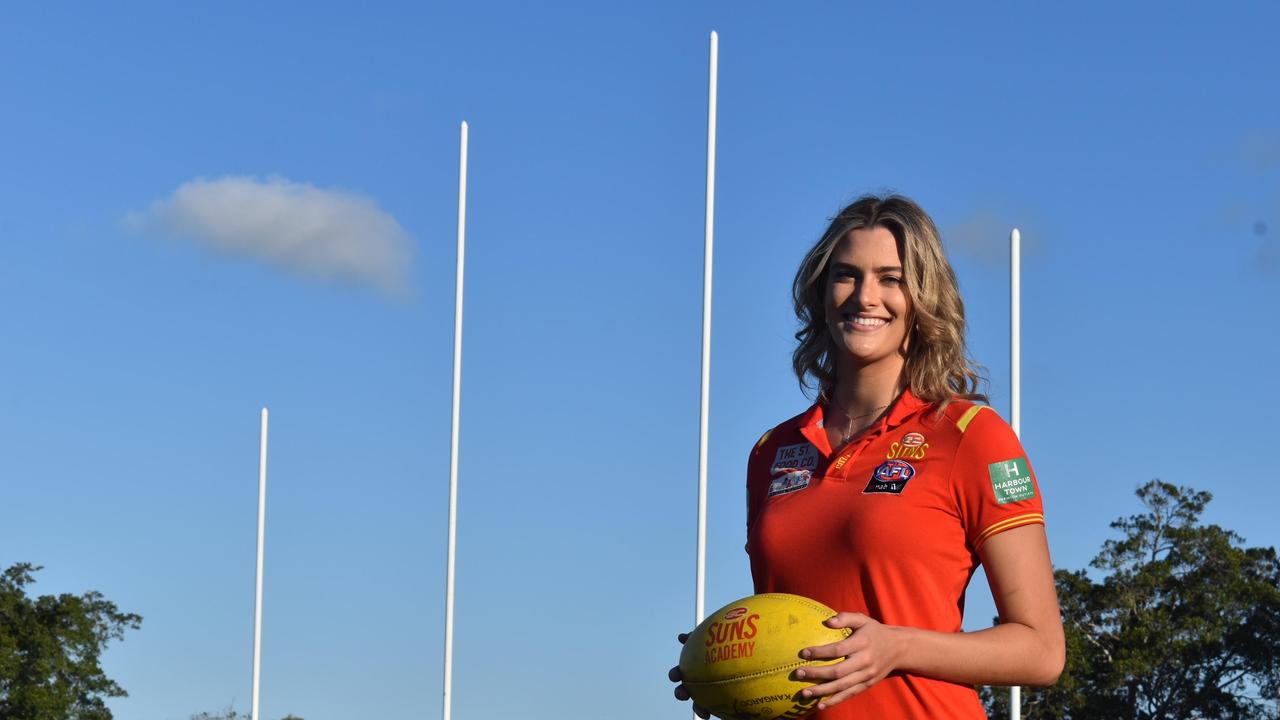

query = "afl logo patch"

[864,460,916,495]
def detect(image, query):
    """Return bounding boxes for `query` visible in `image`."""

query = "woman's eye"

[882,276,903,286]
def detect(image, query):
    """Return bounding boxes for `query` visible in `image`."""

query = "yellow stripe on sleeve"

[754,428,774,449]
[956,405,989,433]
[974,512,1045,549]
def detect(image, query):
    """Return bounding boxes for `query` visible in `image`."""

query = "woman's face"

[824,225,912,374]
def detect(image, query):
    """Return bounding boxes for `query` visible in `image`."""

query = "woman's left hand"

[793,612,904,710]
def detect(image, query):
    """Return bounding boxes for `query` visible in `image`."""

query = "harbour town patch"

[988,457,1035,504]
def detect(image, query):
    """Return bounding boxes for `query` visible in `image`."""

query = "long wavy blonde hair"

[791,194,986,407]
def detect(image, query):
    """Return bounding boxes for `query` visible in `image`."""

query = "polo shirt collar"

[797,402,828,454]
[798,387,928,456]
[883,387,927,429]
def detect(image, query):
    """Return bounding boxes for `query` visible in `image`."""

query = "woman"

[673,194,1063,718]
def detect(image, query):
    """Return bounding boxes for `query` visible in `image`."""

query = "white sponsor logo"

[768,469,811,497]
[771,443,820,474]
[767,443,820,498]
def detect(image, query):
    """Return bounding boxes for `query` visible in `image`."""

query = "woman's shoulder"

[919,398,1016,444]
[749,404,817,455]
[918,398,1027,472]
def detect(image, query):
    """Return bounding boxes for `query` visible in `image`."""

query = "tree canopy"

[985,480,1280,719]
[190,706,303,720]
[0,563,142,720]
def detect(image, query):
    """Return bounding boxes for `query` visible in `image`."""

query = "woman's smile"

[840,313,892,330]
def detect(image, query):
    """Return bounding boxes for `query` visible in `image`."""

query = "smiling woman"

[671,194,1064,720]
[791,195,983,414]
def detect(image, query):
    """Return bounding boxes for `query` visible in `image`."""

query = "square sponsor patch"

[768,469,811,497]
[771,443,820,474]
[988,457,1035,504]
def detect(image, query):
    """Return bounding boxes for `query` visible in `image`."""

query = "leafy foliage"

[189,705,303,720]
[0,563,142,720]
[190,708,243,720]
[984,481,1280,718]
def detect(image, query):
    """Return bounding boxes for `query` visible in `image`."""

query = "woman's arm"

[795,524,1064,709]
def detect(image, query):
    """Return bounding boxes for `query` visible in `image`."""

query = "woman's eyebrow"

[831,262,903,273]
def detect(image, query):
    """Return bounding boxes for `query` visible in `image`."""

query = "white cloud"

[127,176,413,295]
[944,207,1044,266]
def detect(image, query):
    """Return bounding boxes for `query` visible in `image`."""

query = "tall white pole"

[696,30,718,633]
[251,408,268,720]
[443,120,468,720]
[1009,228,1021,720]
[1011,227,1021,438]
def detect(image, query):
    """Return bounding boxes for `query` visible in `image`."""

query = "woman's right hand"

[669,632,710,719]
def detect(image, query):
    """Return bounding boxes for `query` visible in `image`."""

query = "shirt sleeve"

[949,407,1045,552]
[744,427,775,551]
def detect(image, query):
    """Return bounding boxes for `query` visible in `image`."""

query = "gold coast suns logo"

[703,607,760,664]
[886,431,928,460]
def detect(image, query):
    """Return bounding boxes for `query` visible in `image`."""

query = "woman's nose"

[856,279,879,308]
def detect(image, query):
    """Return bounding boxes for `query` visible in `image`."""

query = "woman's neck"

[830,359,905,419]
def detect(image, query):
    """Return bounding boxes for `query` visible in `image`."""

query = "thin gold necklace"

[832,401,889,447]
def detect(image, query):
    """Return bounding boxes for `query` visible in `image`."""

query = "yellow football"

[679,593,851,720]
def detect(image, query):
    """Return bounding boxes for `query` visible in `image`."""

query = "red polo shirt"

[746,389,1044,719]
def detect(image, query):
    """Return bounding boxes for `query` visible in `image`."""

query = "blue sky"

[3,2,1278,718]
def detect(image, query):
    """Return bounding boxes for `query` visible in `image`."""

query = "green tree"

[0,563,142,720]
[190,708,242,720]
[189,708,303,720]
[984,481,1280,718]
